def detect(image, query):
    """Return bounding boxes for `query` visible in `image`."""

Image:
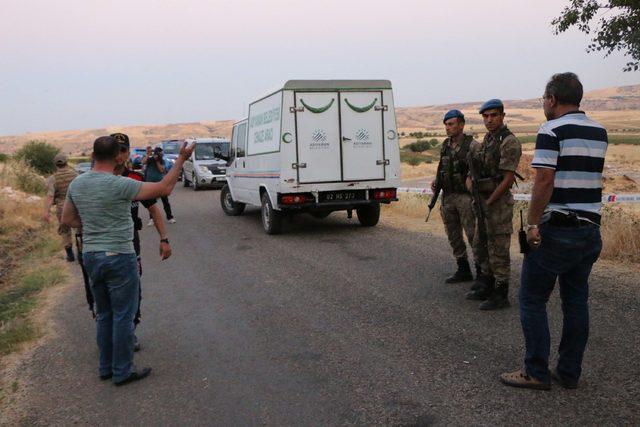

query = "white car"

[182,138,230,190]
[220,80,401,234]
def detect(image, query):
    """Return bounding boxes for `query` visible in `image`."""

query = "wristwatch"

[525,225,538,231]
[160,238,169,244]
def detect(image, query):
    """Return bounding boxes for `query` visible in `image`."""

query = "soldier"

[465,99,522,310]
[431,109,485,283]
[43,153,78,262]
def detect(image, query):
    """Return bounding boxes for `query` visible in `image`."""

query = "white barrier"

[396,187,640,203]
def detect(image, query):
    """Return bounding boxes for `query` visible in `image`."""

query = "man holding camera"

[144,146,176,225]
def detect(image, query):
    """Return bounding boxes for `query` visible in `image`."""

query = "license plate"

[320,190,365,202]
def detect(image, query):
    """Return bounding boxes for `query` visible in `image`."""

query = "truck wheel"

[356,203,380,227]
[220,185,245,216]
[261,192,283,235]
[192,173,199,191]
[183,173,190,187]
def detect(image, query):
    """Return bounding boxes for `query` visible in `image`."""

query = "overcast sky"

[1,0,638,135]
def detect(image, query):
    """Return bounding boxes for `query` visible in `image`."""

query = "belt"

[543,211,594,228]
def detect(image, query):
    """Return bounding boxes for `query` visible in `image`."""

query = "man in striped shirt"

[501,72,606,390]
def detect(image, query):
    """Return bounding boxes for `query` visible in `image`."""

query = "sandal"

[500,369,551,390]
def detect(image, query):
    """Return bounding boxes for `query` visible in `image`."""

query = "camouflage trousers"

[474,192,515,283]
[440,192,483,265]
[55,205,72,248]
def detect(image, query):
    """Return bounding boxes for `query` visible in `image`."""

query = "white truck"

[182,137,230,190]
[219,80,401,234]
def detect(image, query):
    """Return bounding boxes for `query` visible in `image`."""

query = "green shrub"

[3,160,47,195]
[407,140,432,152]
[406,156,422,166]
[13,141,59,175]
[0,153,8,163]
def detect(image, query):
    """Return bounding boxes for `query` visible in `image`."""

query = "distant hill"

[396,84,640,134]
[0,121,235,155]
[1,84,639,155]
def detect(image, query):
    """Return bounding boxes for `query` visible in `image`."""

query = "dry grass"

[600,205,640,263]
[0,169,67,358]
[0,160,47,196]
[384,193,640,265]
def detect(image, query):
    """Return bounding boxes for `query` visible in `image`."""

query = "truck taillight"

[280,194,312,205]
[373,189,396,200]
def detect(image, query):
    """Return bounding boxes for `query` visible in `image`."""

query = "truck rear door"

[294,92,342,183]
[339,91,385,181]
[293,90,386,183]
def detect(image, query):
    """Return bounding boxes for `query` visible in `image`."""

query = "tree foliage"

[13,140,60,175]
[552,0,640,72]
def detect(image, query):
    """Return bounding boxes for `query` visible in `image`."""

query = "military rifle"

[425,157,443,223]
[467,156,488,245]
[75,233,95,318]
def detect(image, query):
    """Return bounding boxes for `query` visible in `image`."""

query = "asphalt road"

[15,185,640,425]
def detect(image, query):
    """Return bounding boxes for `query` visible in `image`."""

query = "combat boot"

[65,245,75,262]
[479,281,510,310]
[445,258,473,283]
[470,264,489,291]
[466,275,494,300]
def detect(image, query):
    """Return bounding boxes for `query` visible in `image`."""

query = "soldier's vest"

[471,127,513,194]
[439,134,472,194]
[53,166,77,206]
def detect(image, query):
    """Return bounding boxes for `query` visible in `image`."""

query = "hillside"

[0,121,235,155]
[0,84,638,155]
[396,84,640,134]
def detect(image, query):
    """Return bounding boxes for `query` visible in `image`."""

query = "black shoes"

[100,372,113,380]
[114,367,152,386]
[479,281,510,310]
[65,246,75,262]
[445,258,473,283]
[466,275,494,300]
[465,278,510,310]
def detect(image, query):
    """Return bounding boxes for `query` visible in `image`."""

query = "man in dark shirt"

[112,133,172,351]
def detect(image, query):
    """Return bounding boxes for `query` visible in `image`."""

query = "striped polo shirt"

[531,111,607,224]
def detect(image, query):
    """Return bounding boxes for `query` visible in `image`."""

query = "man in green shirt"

[62,136,194,386]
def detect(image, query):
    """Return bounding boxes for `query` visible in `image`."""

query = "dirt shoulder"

[0,276,75,425]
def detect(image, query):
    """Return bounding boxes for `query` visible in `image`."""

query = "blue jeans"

[83,252,140,382]
[519,223,601,384]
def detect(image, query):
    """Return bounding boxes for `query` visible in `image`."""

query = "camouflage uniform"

[46,165,78,247]
[437,134,484,267]
[468,125,521,305]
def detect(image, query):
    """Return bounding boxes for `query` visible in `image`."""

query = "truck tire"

[356,203,380,227]
[183,173,190,187]
[261,192,283,234]
[220,185,245,216]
